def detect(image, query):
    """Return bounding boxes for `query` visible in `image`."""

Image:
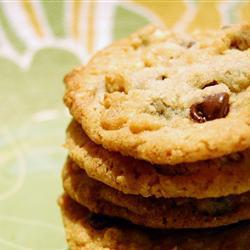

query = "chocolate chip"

[88,213,113,230]
[226,152,245,163]
[196,197,235,216]
[156,75,167,80]
[88,213,130,230]
[230,39,249,51]
[155,165,193,176]
[187,41,196,48]
[202,80,218,89]
[230,40,240,50]
[190,92,230,123]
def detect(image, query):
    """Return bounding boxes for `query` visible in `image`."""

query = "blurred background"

[0,1,249,249]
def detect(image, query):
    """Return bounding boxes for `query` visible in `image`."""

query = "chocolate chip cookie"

[59,194,250,250]
[64,23,250,165]
[66,120,250,199]
[62,158,250,229]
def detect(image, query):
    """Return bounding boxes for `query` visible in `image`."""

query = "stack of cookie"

[59,23,250,249]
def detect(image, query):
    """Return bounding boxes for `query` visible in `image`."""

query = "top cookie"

[64,23,250,165]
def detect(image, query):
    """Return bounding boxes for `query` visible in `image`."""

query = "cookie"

[64,23,250,165]
[65,120,250,199]
[62,158,250,229]
[59,194,250,250]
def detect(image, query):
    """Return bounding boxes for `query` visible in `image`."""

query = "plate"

[0,1,249,249]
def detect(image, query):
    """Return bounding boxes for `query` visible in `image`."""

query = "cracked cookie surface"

[62,158,250,229]
[66,120,250,199]
[64,23,250,165]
